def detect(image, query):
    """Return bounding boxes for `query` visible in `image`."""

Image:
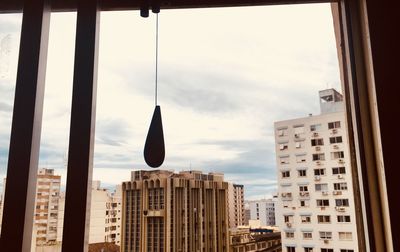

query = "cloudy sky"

[0,3,341,200]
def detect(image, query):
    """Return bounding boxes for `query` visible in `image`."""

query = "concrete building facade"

[228,183,245,228]
[57,181,122,246]
[249,199,277,226]
[35,168,61,246]
[121,170,230,252]
[274,89,358,252]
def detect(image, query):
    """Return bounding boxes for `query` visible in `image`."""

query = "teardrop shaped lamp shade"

[144,105,165,168]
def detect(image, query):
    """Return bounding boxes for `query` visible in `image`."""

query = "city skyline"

[0,3,341,200]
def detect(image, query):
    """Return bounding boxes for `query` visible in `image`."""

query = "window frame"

[0,0,394,251]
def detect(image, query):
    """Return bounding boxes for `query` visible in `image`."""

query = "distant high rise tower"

[274,89,358,252]
[121,170,230,252]
[228,183,245,228]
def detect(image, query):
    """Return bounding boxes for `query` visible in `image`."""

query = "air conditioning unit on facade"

[320,206,326,210]
[316,146,321,151]
[287,193,292,197]
[294,134,300,138]
[338,159,345,164]
[333,144,339,149]
[333,190,342,195]
[338,174,344,179]
[316,161,321,165]
[300,192,305,196]
[324,239,329,244]
[322,191,329,195]
[313,132,319,137]
[332,129,338,134]
[282,193,287,197]
[314,175,321,181]
[286,222,292,227]
[336,207,346,212]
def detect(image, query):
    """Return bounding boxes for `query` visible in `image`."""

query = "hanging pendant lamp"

[143,9,165,168]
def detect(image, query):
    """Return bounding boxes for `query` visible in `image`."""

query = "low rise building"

[249,199,277,226]
[230,229,282,252]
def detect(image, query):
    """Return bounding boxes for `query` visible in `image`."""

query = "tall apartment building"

[274,89,358,252]
[249,198,277,226]
[228,183,245,228]
[121,170,230,252]
[35,168,61,246]
[57,181,122,246]
[0,170,60,247]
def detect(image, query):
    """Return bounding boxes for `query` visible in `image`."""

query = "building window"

[334,182,348,190]
[329,136,343,144]
[300,200,310,207]
[294,125,305,134]
[328,121,341,129]
[295,140,304,149]
[304,248,313,252]
[321,249,334,252]
[314,168,326,176]
[317,215,331,223]
[312,153,325,161]
[282,171,290,178]
[279,142,289,150]
[298,170,307,177]
[280,156,290,164]
[315,183,328,191]
[287,246,296,252]
[285,232,295,239]
[299,185,308,191]
[284,215,293,223]
[311,138,324,146]
[310,124,322,131]
[316,199,329,207]
[302,232,312,239]
[337,215,351,223]
[340,250,354,252]
[278,128,288,137]
[335,199,350,207]
[296,154,307,163]
[331,151,344,159]
[301,215,311,223]
[332,167,346,174]
[319,231,332,239]
[338,232,353,240]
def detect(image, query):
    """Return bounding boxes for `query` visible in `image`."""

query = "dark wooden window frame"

[0,0,396,251]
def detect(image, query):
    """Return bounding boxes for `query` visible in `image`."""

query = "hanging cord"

[155,13,159,106]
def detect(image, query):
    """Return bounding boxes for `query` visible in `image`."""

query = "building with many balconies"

[274,89,358,252]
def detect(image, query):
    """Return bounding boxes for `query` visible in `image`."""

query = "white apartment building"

[35,168,61,246]
[228,183,245,228]
[249,198,277,226]
[274,89,358,252]
[57,181,122,246]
